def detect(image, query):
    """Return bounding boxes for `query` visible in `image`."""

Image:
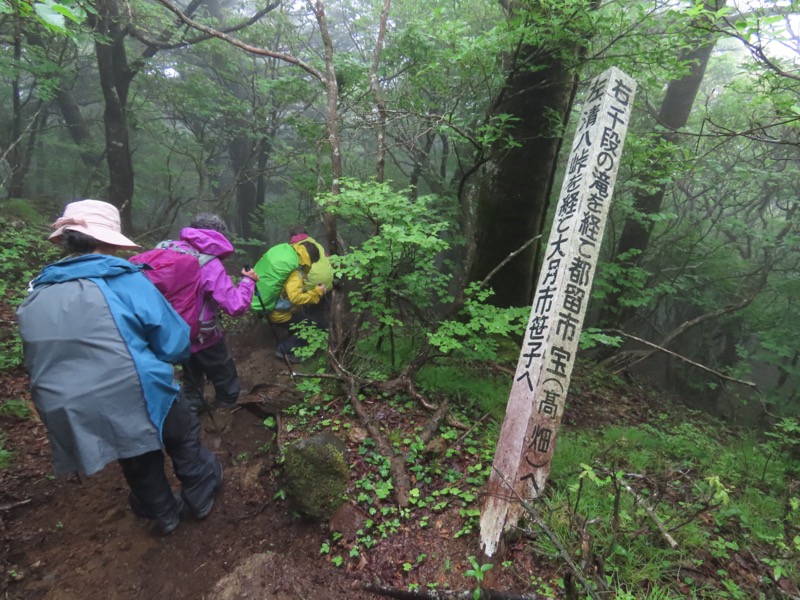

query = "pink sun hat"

[48,200,140,249]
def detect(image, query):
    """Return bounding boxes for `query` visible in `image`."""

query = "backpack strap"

[157,240,215,266]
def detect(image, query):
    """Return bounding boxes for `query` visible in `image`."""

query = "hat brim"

[49,224,140,249]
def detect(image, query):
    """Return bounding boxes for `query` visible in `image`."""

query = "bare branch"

[149,0,326,82]
[603,329,757,387]
[129,2,280,51]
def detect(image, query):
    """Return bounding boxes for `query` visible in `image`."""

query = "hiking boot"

[129,492,183,535]
[186,397,206,413]
[193,462,223,520]
[275,349,301,364]
[158,498,183,535]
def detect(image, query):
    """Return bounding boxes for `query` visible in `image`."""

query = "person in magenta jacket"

[171,213,258,411]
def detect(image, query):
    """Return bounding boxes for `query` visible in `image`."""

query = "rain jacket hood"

[31,254,139,288]
[179,227,234,259]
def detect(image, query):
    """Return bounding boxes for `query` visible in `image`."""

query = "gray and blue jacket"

[17,254,190,476]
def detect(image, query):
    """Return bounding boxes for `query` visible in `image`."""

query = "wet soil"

[2,319,539,600]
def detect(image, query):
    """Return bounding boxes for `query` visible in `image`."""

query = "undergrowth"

[273,357,800,599]
[0,208,60,370]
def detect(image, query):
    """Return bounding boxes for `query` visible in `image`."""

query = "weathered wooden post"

[479,66,637,559]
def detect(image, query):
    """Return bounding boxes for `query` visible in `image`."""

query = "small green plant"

[0,399,32,419]
[0,214,60,371]
[0,444,12,469]
[464,555,493,600]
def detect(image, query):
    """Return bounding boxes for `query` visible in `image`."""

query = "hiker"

[288,225,334,329]
[16,199,222,535]
[171,213,258,411]
[252,240,327,363]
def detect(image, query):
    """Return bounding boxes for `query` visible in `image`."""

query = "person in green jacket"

[288,225,333,328]
[252,240,326,362]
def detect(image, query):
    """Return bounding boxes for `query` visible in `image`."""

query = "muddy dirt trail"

[1,321,377,600]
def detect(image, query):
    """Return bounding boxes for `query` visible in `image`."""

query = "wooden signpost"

[479,66,637,559]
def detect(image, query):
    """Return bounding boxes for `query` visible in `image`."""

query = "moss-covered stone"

[283,432,349,520]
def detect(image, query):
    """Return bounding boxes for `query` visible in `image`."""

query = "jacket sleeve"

[117,272,191,364]
[285,271,324,306]
[204,259,256,316]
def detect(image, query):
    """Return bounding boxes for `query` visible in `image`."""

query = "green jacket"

[251,243,299,313]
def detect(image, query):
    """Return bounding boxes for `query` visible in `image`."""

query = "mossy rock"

[283,432,349,520]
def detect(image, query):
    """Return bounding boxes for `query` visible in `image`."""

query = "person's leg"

[161,394,222,518]
[181,353,207,412]
[273,321,295,359]
[301,297,329,330]
[283,311,325,360]
[200,337,240,406]
[119,450,183,534]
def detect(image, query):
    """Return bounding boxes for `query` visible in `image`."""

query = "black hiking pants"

[119,394,221,519]
[181,336,240,409]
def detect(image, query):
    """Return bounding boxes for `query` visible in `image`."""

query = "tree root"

[346,377,451,507]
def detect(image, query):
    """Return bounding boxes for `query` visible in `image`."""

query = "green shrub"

[0,399,32,419]
[0,212,60,371]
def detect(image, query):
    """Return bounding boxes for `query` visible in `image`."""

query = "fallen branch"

[0,499,31,512]
[446,412,470,431]
[456,412,491,446]
[596,464,678,549]
[493,467,601,600]
[603,329,756,388]
[291,371,344,381]
[364,583,544,600]
[346,378,412,507]
[418,398,451,445]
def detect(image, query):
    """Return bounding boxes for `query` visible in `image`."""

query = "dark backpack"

[130,241,214,341]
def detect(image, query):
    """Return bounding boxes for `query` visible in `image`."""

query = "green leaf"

[33,1,66,29]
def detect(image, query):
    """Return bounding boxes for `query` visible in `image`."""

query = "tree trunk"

[229,135,259,237]
[600,1,723,327]
[7,7,26,198]
[91,0,135,232]
[468,47,576,307]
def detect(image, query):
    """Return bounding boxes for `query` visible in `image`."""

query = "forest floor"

[0,316,569,600]
[0,314,776,600]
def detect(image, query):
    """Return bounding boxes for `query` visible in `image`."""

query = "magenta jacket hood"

[179,227,235,259]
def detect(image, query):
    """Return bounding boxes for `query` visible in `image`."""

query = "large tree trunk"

[468,46,576,307]
[7,9,26,198]
[599,4,722,327]
[229,135,260,237]
[90,0,135,232]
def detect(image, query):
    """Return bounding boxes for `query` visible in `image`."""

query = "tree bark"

[600,0,724,327]
[7,4,26,198]
[468,40,577,307]
[90,0,135,232]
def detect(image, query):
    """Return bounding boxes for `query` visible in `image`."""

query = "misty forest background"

[2,0,800,598]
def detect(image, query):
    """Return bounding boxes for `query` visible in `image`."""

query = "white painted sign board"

[480,66,637,558]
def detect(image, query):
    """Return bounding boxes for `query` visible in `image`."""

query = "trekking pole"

[245,265,297,382]
[185,372,235,459]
